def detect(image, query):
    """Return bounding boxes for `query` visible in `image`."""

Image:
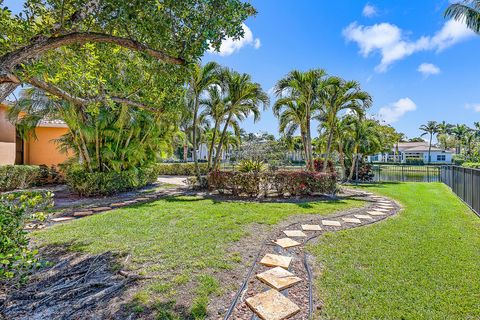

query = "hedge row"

[155,163,208,176]
[207,170,337,197]
[64,165,158,196]
[0,165,41,192]
[462,162,480,169]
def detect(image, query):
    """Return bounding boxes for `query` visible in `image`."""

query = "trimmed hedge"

[313,158,336,173]
[156,163,208,176]
[0,165,41,192]
[207,170,337,197]
[65,165,158,196]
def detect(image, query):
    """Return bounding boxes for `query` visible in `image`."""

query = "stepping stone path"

[38,187,188,229]
[226,189,399,320]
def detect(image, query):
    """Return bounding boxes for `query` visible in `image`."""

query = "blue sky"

[4,0,480,139]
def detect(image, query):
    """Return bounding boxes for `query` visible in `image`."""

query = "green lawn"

[32,196,361,318]
[308,183,480,319]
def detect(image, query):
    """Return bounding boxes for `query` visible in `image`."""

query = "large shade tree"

[0,0,256,102]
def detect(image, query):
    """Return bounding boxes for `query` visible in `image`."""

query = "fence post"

[427,166,430,183]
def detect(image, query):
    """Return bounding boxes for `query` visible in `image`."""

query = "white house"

[368,141,454,164]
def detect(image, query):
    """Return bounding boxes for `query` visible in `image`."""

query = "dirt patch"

[0,248,140,320]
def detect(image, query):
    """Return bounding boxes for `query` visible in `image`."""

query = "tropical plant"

[419,121,439,164]
[187,62,222,180]
[445,1,480,34]
[274,69,327,171]
[451,124,472,154]
[319,77,372,172]
[213,70,269,170]
[437,121,453,151]
[237,159,265,173]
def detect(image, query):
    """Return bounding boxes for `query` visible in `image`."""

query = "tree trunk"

[323,129,334,172]
[207,121,220,171]
[428,134,432,164]
[183,144,188,162]
[348,145,358,181]
[214,113,232,170]
[338,142,346,181]
[0,82,19,103]
[305,114,314,171]
[191,97,201,181]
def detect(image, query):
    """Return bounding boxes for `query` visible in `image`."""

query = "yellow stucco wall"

[25,127,70,166]
[0,104,15,142]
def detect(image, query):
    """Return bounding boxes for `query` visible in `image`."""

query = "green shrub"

[0,165,42,192]
[64,165,158,196]
[405,158,424,165]
[462,162,480,169]
[237,159,265,173]
[207,170,337,197]
[155,163,208,176]
[0,190,53,283]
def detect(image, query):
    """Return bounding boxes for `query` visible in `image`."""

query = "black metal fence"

[371,164,441,182]
[440,166,480,217]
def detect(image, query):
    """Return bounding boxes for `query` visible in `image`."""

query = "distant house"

[0,103,70,166]
[368,141,454,164]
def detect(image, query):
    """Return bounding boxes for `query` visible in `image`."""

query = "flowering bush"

[207,170,336,197]
[313,158,336,173]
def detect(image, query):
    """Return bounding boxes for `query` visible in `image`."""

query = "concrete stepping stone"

[373,208,389,212]
[51,217,74,222]
[283,230,307,237]
[260,254,292,269]
[110,202,125,207]
[256,267,302,291]
[246,289,300,320]
[378,205,394,209]
[342,217,362,224]
[123,200,137,205]
[354,214,373,220]
[367,210,387,216]
[92,207,111,212]
[273,238,301,249]
[73,210,94,217]
[301,224,322,231]
[135,197,149,201]
[322,220,342,227]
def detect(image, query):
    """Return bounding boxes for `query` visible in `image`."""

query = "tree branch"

[26,77,160,112]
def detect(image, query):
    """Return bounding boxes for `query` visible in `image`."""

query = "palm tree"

[320,77,372,172]
[274,69,327,171]
[200,85,229,171]
[187,62,221,180]
[273,100,308,166]
[437,121,453,151]
[451,124,472,154]
[445,1,480,34]
[213,70,269,170]
[419,121,439,164]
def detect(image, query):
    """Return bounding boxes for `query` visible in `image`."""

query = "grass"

[308,183,480,319]
[32,195,361,318]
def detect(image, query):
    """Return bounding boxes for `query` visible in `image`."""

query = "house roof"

[394,141,454,154]
[37,119,68,128]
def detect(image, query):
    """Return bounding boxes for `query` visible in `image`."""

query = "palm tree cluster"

[446,1,480,34]
[273,68,396,179]
[185,62,269,180]
[421,120,480,163]
[9,88,178,173]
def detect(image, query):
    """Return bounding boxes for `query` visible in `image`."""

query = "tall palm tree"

[187,62,221,180]
[273,100,308,166]
[437,121,453,151]
[451,124,472,154]
[445,1,480,34]
[200,85,229,171]
[419,121,439,164]
[274,69,327,171]
[320,77,372,172]
[213,70,269,170]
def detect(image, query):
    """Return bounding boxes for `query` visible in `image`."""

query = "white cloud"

[466,103,480,112]
[343,20,474,72]
[378,98,417,123]
[418,63,440,76]
[362,4,377,18]
[208,23,261,56]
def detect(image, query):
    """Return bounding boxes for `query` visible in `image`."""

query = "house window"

[437,155,446,162]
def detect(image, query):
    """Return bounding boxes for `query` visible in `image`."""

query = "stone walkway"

[225,190,400,320]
